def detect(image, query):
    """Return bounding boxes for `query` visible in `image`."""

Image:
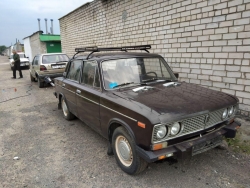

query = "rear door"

[76,60,101,132]
[62,60,82,116]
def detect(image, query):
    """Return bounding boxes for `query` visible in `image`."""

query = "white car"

[9,52,30,70]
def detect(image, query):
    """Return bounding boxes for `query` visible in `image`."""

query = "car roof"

[74,52,162,62]
[40,53,68,56]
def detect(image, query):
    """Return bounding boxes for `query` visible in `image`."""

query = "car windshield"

[10,54,26,59]
[18,54,25,58]
[42,54,69,64]
[102,57,176,89]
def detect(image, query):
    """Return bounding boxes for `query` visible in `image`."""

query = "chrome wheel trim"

[62,99,68,117]
[115,135,133,167]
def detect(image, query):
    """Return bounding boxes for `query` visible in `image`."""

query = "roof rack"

[73,45,151,59]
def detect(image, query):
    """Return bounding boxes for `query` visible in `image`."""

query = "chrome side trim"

[100,104,137,122]
[55,83,137,122]
[76,93,99,105]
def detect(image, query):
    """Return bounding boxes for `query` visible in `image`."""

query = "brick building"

[59,0,250,116]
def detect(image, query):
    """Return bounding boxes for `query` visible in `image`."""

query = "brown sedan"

[53,45,241,175]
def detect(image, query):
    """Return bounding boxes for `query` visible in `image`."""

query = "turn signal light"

[137,121,145,128]
[40,65,47,71]
[152,142,168,151]
[158,155,166,160]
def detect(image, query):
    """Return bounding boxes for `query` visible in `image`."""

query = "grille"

[152,108,227,143]
[205,108,225,129]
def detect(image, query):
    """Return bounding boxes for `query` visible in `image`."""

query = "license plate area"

[192,136,223,156]
[52,64,66,69]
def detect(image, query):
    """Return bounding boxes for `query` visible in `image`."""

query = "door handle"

[76,89,81,94]
[62,83,65,87]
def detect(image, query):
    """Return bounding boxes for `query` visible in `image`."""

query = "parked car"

[9,52,30,70]
[30,53,69,88]
[53,45,241,175]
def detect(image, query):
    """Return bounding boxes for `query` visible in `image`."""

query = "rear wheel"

[112,127,148,175]
[38,78,44,88]
[30,73,35,82]
[61,96,75,120]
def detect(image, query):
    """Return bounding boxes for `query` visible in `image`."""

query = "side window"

[32,57,36,65]
[81,61,100,88]
[35,56,39,65]
[32,56,38,65]
[66,60,82,81]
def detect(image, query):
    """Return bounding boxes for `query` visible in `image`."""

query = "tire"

[38,78,44,88]
[61,96,75,120]
[112,127,148,175]
[30,73,35,82]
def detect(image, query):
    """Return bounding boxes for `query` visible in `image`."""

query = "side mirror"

[174,72,179,79]
[63,72,66,78]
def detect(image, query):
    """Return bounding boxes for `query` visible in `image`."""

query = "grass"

[226,134,250,155]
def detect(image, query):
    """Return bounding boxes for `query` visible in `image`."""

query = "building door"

[46,42,61,53]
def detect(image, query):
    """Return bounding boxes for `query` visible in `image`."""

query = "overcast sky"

[0,0,92,47]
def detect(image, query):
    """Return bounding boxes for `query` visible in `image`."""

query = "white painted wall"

[23,37,32,62]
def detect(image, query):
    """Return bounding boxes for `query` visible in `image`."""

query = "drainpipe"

[37,18,41,31]
[45,18,48,34]
[50,19,53,34]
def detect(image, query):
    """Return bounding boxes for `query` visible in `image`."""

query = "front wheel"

[61,96,75,120]
[30,73,35,82]
[112,127,148,175]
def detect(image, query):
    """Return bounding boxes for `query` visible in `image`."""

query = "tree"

[0,45,7,53]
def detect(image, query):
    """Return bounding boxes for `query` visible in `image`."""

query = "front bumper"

[136,121,241,163]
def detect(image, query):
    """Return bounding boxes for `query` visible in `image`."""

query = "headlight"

[156,126,167,139]
[170,122,181,135]
[228,106,234,116]
[222,108,228,119]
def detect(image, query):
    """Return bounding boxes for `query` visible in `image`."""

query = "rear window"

[42,54,69,64]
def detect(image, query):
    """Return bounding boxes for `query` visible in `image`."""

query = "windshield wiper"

[112,82,135,88]
[142,78,158,83]
[112,82,147,89]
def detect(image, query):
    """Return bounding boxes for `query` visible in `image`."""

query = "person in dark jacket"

[11,49,23,79]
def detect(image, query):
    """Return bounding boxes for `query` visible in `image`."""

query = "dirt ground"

[0,56,250,188]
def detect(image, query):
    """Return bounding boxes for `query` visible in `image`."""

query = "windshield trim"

[100,57,177,91]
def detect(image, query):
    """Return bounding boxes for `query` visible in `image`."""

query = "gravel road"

[0,56,249,188]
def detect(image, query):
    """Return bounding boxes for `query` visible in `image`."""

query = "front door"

[31,55,39,78]
[76,60,101,132]
[62,60,82,116]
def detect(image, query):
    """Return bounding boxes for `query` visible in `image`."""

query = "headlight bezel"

[228,106,234,116]
[222,108,228,120]
[152,122,183,143]
[170,122,181,136]
[156,126,167,139]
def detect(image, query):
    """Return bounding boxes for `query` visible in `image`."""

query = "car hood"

[9,58,29,62]
[113,82,238,122]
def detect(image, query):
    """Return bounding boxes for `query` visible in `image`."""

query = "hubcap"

[62,99,68,117]
[115,135,133,167]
